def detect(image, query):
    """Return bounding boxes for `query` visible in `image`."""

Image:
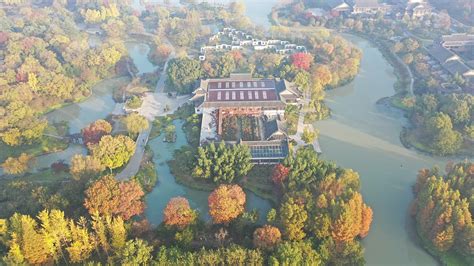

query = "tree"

[119,239,153,265]
[269,240,322,265]
[280,198,307,240]
[208,185,246,224]
[123,113,149,137]
[290,52,313,71]
[167,57,202,94]
[193,142,253,183]
[4,213,51,264]
[425,112,462,155]
[229,1,246,15]
[163,197,197,229]
[70,154,105,181]
[403,53,414,65]
[331,193,372,243]
[1,153,32,175]
[253,225,282,250]
[271,164,290,185]
[84,175,145,220]
[90,135,135,171]
[412,162,473,255]
[82,119,112,146]
[67,217,94,263]
[302,127,318,144]
[312,65,332,87]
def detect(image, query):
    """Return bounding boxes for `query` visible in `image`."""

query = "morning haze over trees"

[0,0,472,265]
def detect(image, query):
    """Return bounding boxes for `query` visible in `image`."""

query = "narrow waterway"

[35,42,154,170]
[316,34,469,265]
[125,42,158,75]
[145,120,271,225]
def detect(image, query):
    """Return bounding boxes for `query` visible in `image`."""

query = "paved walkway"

[116,39,189,180]
[116,126,151,181]
[289,102,322,153]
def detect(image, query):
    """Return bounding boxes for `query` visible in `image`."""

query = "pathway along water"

[316,34,472,265]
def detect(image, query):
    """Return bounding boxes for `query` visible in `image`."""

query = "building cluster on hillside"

[427,33,474,91]
[316,0,432,19]
[199,27,307,61]
[190,73,303,164]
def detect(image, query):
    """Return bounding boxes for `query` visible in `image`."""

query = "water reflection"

[316,34,467,265]
[145,120,272,225]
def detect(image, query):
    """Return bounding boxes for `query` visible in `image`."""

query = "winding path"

[116,38,190,181]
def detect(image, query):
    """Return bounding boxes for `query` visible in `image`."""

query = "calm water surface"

[145,120,272,225]
[317,34,471,265]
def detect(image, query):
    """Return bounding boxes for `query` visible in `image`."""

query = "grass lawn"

[0,135,68,164]
[21,168,71,183]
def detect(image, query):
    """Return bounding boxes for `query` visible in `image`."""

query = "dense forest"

[412,162,473,264]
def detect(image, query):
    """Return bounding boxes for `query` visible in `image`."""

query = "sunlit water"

[125,42,158,75]
[145,120,271,225]
[317,34,471,265]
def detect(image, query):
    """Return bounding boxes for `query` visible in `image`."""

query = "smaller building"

[428,44,474,85]
[405,0,431,18]
[441,34,474,52]
[327,0,352,16]
[352,0,391,14]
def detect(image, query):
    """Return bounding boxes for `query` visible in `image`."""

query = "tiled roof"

[327,0,348,9]
[353,0,380,7]
[207,89,279,102]
[264,119,287,140]
[443,60,471,76]
[442,34,474,44]
[428,44,457,63]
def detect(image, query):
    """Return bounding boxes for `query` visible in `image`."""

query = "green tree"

[269,240,321,265]
[167,57,202,94]
[279,198,307,240]
[302,127,318,144]
[90,135,135,171]
[120,239,153,265]
[123,113,149,137]
[193,142,252,183]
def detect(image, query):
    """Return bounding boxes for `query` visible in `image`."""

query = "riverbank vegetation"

[276,1,473,157]
[411,161,473,265]
[403,93,473,156]
[0,2,135,166]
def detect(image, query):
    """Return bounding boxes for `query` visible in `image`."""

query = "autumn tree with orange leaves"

[208,184,246,224]
[330,192,373,243]
[163,197,197,229]
[279,147,373,264]
[412,161,473,257]
[290,52,313,71]
[253,225,282,250]
[84,175,145,220]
